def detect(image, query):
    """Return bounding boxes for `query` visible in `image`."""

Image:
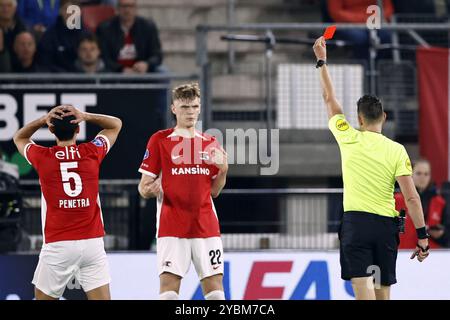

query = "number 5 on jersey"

[60,162,83,197]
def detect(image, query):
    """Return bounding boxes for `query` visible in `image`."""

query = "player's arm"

[85,113,122,147]
[211,147,228,198]
[313,36,344,119]
[138,133,162,198]
[63,105,122,148]
[396,175,430,262]
[138,174,161,199]
[13,106,65,155]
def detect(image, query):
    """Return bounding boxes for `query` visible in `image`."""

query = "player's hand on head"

[59,105,86,124]
[45,105,65,127]
[313,36,327,61]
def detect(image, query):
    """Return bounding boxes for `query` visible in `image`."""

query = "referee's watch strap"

[416,227,429,239]
[316,59,327,68]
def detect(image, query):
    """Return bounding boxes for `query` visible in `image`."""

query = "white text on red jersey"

[59,198,91,209]
[55,146,81,160]
[171,165,210,176]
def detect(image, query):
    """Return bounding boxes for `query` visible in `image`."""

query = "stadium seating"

[81,4,115,32]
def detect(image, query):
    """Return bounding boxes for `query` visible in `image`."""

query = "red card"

[323,25,336,40]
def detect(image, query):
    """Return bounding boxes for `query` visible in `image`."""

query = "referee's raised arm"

[312,35,430,300]
[313,36,344,119]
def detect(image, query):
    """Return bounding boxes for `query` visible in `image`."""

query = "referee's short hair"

[357,95,384,123]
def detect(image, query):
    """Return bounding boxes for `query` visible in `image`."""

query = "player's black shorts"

[339,211,400,286]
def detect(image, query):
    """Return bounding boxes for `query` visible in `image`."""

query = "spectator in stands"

[37,0,89,72]
[0,28,11,71]
[12,31,45,72]
[395,159,449,248]
[17,0,60,38]
[73,33,109,73]
[326,0,394,61]
[0,0,26,65]
[96,0,162,73]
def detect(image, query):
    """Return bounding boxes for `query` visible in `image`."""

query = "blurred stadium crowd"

[0,0,162,74]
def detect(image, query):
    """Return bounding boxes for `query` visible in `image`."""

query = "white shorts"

[157,237,224,280]
[32,237,111,299]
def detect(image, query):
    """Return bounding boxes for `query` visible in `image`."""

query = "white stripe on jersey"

[97,194,104,226]
[23,142,35,165]
[156,173,163,237]
[41,192,47,244]
[210,196,219,221]
[138,168,158,178]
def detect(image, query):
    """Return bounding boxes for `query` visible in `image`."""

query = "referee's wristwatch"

[316,59,327,68]
[416,227,430,240]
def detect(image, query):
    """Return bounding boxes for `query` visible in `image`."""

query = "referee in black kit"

[313,36,429,300]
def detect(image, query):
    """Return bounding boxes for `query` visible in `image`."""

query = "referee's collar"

[361,129,383,135]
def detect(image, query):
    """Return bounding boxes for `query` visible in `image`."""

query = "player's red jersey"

[139,128,221,238]
[24,135,110,244]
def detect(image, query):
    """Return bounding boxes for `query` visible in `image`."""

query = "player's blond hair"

[172,83,200,103]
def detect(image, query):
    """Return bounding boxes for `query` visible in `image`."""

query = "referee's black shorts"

[339,211,400,286]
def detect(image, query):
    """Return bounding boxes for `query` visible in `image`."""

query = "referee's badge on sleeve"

[336,119,349,131]
[406,159,412,172]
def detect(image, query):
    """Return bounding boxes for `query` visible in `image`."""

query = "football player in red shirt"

[138,83,228,300]
[14,105,122,300]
